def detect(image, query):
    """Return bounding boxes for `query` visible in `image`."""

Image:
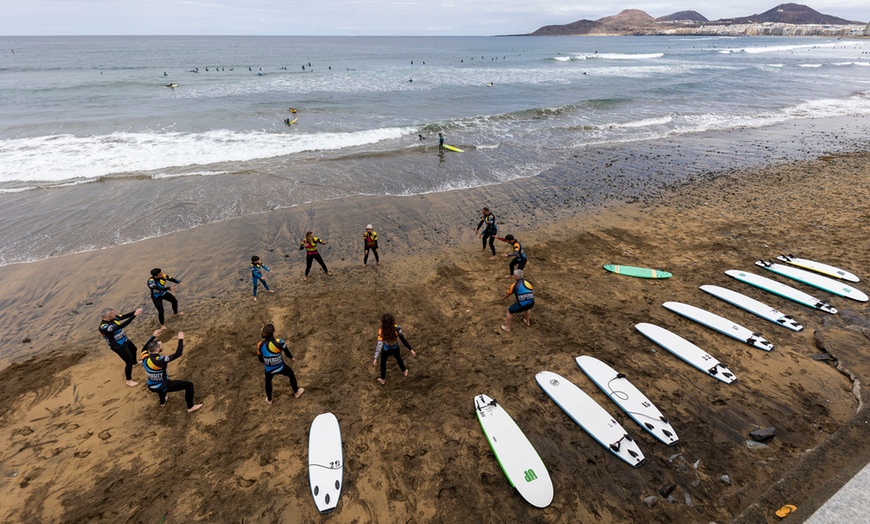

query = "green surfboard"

[603,264,671,279]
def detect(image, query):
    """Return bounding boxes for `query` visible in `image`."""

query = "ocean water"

[1,35,870,266]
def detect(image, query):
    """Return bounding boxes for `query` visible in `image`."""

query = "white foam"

[0,127,415,184]
[604,115,673,129]
[718,43,838,54]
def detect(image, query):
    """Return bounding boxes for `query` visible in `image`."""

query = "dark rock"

[811,353,835,361]
[658,482,676,497]
[749,427,776,442]
[813,330,827,351]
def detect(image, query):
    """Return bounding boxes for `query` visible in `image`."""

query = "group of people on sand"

[96,224,416,411]
[475,206,535,333]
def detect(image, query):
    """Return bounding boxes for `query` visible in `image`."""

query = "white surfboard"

[535,371,645,467]
[309,413,343,514]
[474,394,554,508]
[635,323,737,384]
[777,254,859,283]
[663,301,774,351]
[756,260,868,302]
[575,356,679,446]
[700,285,803,331]
[726,269,838,314]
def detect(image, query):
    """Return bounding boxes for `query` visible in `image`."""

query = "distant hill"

[522,3,864,36]
[657,11,708,23]
[717,3,862,24]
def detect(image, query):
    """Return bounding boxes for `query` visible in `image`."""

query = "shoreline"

[2,145,870,522]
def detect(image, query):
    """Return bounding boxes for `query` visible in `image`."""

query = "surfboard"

[474,394,554,508]
[726,269,837,315]
[575,356,679,446]
[635,323,737,384]
[776,254,859,283]
[308,413,343,514]
[603,265,672,279]
[700,285,803,331]
[289,117,298,125]
[662,301,774,351]
[756,260,867,302]
[442,144,463,152]
[535,371,645,467]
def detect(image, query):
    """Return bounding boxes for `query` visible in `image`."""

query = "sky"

[1,1,867,36]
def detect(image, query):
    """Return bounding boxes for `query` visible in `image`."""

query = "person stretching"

[148,268,184,327]
[476,207,498,258]
[250,256,275,302]
[299,231,332,281]
[499,234,527,277]
[501,270,534,332]
[257,323,304,404]
[141,331,202,412]
[363,224,380,267]
[99,307,147,387]
[372,313,416,385]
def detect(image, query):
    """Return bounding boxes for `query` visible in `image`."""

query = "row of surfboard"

[307,255,862,513]
[475,254,863,508]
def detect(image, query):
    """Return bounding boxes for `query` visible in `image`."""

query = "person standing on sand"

[141,331,203,412]
[99,307,148,387]
[250,256,275,302]
[501,270,534,333]
[363,224,380,267]
[148,268,184,328]
[299,231,333,281]
[498,234,527,277]
[476,207,498,258]
[373,313,416,385]
[257,323,304,404]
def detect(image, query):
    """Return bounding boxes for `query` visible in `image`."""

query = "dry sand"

[2,151,870,523]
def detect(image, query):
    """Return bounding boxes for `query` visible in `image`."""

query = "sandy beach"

[2,147,870,523]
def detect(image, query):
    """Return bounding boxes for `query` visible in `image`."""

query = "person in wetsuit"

[372,313,416,385]
[148,268,184,327]
[499,234,527,277]
[476,207,498,258]
[438,132,445,149]
[501,269,534,332]
[99,307,151,387]
[250,256,274,302]
[299,231,332,281]
[257,323,304,404]
[141,331,202,412]
[363,224,380,267]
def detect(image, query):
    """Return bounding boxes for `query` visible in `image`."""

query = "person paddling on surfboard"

[257,323,304,404]
[372,313,416,385]
[476,207,498,259]
[498,234,527,277]
[501,270,534,332]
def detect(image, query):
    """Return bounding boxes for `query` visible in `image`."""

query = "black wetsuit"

[374,326,413,380]
[257,337,299,400]
[148,275,181,325]
[142,339,196,408]
[477,213,497,255]
[98,311,139,380]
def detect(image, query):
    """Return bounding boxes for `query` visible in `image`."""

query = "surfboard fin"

[616,373,626,379]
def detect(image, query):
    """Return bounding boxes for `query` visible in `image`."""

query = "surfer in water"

[373,313,416,385]
[141,331,203,412]
[299,231,332,281]
[438,132,445,149]
[363,224,380,267]
[501,270,534,332]
[498,234,527,277]
[476,207,498,258]
[257,323,304,404]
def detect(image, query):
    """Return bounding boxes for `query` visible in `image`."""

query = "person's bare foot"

[523,319,531,326]
[327,272,333,276]
[187,403,203,413]
[304,276,309,281]
[500,325,510,332]
[489,256,497,260]
[125,379,139,387]
[267,290,275,293]
[175,312,185,317]
[377,378,385,385]
[253,296,258,302]
[403,369,409,377]
[265,397,272,405]
[294,388,305,398]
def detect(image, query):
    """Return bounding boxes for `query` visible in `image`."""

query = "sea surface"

[1,35,870,266]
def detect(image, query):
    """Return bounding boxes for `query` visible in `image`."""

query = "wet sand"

[2,150,870,523]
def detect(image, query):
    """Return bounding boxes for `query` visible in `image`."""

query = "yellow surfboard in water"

[442,144,463,152]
